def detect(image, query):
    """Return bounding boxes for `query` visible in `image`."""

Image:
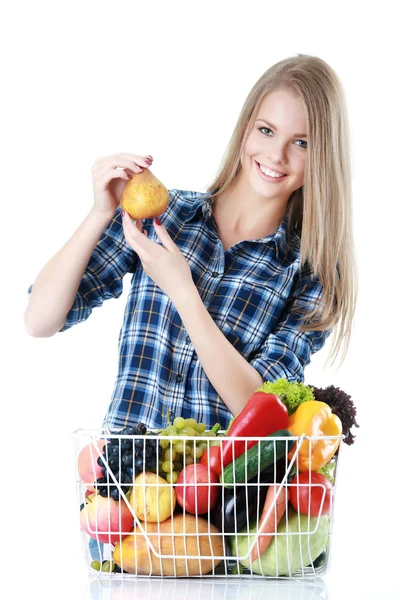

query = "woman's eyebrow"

[256,118,308,138]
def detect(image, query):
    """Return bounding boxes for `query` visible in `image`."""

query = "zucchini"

[220,429,295,489]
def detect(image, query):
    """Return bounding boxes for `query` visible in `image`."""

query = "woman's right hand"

[91,152,153,227]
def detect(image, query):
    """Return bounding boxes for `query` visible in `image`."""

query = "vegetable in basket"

[220,430,295,488]
[212,457,296,534]
[221,392,289,468]
[257,379,359,447]
[311,384,359,445]
[287,401,342,472]
[289,471,332,517]
[231,507,330,576]
[256,378,315,415]
[249,482,288,564]
[211,470,269,534]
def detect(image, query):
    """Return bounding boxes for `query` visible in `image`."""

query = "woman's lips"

[255,161,288,182]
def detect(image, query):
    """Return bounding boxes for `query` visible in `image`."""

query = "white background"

[3,1,399,598]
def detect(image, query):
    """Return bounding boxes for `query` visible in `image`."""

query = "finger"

[93,154,153,177]
[122,212,152,255]
[153,218,177,253]
[134,219,147,235]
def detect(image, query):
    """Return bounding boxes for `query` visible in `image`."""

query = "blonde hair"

[206,54,358,370]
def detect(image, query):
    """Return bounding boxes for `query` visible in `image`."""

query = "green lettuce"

[231,507,330,576]
[256,378,315,415]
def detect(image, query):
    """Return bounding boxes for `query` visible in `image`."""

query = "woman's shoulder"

[160,188,210,223]
[167,188,209,205]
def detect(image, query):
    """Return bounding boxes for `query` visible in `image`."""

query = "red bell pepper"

[221,392,289,467]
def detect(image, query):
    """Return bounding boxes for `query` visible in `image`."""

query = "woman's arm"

[25,207,139,337]
[175,286,264,416]
[175,266,332,417]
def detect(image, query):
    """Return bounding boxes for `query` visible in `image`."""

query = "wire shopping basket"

[71,425,344,580]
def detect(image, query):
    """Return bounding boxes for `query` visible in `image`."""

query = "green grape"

[184,442,193,455]
[162,460,175,473]
[184,418,198,429]
[158,429,167,436]
[160,437,170,449]
[164,448,176,462]
[231,563,244,574]
[166,471,179,484]
[101,560,115,572]
[173,417,185,429]
[190,445,203,459]
[181,426,197,437]
[196,423,207,433]
[185,455,194,466]
[174,440,185,453]
[90,560,101,571]
[166,425,178,436]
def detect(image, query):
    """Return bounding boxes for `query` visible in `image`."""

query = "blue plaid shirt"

[27,189,331,432]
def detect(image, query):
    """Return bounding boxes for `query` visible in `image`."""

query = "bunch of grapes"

[95,423,162,501]
[157,417,220,484]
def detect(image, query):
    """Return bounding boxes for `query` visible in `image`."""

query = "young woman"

[24,54,358,433]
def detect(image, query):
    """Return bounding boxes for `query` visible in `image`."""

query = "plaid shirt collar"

[182,191,300,260]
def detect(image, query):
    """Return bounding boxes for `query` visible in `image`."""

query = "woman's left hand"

[122,212,195,308]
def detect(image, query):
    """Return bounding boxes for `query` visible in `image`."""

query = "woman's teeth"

[258,163,286,178]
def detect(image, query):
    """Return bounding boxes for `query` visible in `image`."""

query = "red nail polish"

[154,217,162,226]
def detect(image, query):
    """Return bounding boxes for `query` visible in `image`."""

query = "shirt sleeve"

[249,266,333,383]
[26,207,139,332]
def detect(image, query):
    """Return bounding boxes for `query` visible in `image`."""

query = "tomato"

[200,445,223,477]
[289,471,332,517]
[175,464,220,515]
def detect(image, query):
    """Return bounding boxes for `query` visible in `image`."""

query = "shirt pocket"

[219,282,286,355]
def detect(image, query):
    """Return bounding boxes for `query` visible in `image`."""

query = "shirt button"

[176,375,183,383]
[185,336,191,344]
[212,271,219,277]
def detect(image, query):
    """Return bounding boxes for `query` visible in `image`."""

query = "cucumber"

[220,429,295,489]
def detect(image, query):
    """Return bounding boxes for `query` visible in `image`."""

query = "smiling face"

[241,88,308,206]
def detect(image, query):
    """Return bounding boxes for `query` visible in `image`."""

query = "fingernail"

[137,166,143,172]
[145,158,152,165]
[127,173,132,179]
[121,210,125,217]
[154,217,162,226]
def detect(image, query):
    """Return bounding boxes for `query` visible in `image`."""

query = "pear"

[120,168,169,219]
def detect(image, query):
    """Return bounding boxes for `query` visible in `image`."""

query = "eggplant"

[211,457,296,534]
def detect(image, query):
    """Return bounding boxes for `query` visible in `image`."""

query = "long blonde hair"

[206,54,358,370]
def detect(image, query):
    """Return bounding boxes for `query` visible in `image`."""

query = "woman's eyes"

[258,127,307,149]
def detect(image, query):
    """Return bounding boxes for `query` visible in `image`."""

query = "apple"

[80,492,133,544]
[175,464,220,515]
[77,440,106,492]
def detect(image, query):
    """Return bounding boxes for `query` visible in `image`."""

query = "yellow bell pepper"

[287,400,342,471]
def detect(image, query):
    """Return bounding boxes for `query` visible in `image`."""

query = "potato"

[113,513,225,576]
[131,471,176,523]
